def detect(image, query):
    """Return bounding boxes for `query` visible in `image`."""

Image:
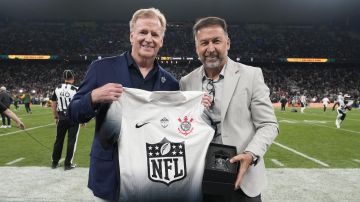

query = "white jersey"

[300,95,306,104]
[337,94,344,102]
[322,97,330,106]
[107,88,214,202]
[337,100,353,114]
[51,83,77,117]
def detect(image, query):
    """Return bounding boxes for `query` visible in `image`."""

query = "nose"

[206,42,215,53]
[144,33,152,42]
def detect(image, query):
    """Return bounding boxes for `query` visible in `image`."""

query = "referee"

[51,69,79,170]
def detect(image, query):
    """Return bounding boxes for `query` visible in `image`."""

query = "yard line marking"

[310,123,360,134]
[303,120,328,124]
[0,123,55,137]
[271,159,285,167]
[5,157,25,165]
[273,141,330,167]
[276,116,360,134]
[353,159,360,164]
[304,112,359,122]
[278,120,297,123]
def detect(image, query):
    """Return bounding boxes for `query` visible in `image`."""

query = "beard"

[201,55,223,69]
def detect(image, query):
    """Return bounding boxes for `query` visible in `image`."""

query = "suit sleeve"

[68,63,98,123]
[245,68,279,158]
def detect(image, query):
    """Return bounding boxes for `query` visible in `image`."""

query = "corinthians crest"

[178,116,194,136]
[146,138,186,185]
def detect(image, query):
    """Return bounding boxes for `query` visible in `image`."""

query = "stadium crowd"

[1,22,360,59]
[0,21,359,105]
[1,61,359,106]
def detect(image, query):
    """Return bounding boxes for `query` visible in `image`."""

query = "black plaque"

[202,143,239,195]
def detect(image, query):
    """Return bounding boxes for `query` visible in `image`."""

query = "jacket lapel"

[221,58,241,122]
[192,67,204,91]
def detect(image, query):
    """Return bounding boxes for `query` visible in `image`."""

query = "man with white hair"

[0,86,13,128]
[68,8,179,202]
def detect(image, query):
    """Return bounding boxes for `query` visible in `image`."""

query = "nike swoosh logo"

[135,122,150,128]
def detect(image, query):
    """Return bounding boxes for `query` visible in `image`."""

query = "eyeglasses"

[206,79,215,108]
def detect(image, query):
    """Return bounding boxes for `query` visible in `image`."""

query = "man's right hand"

[91,83,123,104]
[17,122,25,130]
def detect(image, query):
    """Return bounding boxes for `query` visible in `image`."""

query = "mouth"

[205,56,219,61]
[141,44,154,50]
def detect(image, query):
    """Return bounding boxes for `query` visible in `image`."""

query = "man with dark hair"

[180,17,278,202]
[68,8,179,202]
[0,86,13,128]
[51,69,80,170]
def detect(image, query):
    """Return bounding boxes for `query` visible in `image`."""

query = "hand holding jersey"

[90,83,124,104]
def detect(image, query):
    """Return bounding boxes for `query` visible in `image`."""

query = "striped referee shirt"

[51,83,78,118]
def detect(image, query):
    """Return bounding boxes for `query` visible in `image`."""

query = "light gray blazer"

[180,58,279,197]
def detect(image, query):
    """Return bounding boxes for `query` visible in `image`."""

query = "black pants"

[52,118,79,166]
[281,104,286,111]
[1,113,10,125]
[24,103,31,113]
[203,189,262,202]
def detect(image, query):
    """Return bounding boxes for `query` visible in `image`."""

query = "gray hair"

[129,8,167,36]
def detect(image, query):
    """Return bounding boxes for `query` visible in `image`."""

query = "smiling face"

[195,25,230,69]
[130,17,164,62]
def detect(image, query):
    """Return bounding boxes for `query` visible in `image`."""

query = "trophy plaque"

[202,143,239,195]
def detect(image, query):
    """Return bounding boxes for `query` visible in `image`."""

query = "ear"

[159,35,164,48]
[129,32,134,45]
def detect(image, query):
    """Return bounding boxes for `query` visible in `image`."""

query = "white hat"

[0,86,6,91]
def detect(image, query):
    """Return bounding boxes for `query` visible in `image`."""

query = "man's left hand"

[229,152,253,190]
[201,93,212,109]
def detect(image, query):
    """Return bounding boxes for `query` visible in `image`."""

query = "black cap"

[63,69,75,80]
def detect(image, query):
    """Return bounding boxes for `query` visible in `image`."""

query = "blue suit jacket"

[68,53,179,200]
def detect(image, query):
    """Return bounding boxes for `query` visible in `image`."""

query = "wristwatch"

[244,151,259,166]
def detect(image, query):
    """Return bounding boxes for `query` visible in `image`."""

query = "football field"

[0,105,359,201]
[1,105,359,168]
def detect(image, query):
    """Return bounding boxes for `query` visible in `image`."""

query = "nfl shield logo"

[146,138,187,185]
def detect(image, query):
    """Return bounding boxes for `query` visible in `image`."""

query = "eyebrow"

[199,36,222,42]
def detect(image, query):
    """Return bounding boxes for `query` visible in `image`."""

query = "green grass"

[265,107,360,168]
[0,105,93,168]
[0,105,359,168]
